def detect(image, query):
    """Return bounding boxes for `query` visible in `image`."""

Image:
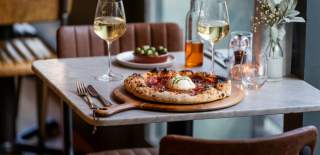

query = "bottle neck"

[190,0,199,11]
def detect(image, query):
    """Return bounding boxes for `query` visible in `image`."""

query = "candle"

[231,64,254,81]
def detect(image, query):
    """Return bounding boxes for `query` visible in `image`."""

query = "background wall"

[33,0,146,49]
[151,0,254,48]
[300,0,320,153]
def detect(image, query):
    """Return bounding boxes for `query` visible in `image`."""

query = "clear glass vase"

[266,25,285,81]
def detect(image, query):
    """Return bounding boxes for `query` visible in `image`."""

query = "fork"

[76,81,98,109]
[76,81,99,134]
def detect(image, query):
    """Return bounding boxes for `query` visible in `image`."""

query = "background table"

[33,52,320,155]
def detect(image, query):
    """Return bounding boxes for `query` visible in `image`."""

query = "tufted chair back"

[57,23,183,58]
[160,126,318,155]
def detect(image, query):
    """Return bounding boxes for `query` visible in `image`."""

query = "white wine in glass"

[197,20,229,43]
[94,17,126,42]
[197,0,230,74]
[94,0,126,82]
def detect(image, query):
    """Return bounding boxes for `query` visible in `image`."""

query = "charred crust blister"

[162,68,169,73]
[132,73,141,77]
[217,76,228,82]
[151,68,160,73]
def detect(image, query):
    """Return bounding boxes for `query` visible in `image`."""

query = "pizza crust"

[124,72,232,104]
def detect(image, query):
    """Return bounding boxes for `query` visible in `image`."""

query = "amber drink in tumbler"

[185,41,203,67]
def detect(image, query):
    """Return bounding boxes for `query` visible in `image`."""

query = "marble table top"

[32,52,320,126]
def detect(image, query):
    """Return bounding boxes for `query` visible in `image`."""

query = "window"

[145,0,254,48]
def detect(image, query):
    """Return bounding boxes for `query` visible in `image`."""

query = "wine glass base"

[96,72,123,82]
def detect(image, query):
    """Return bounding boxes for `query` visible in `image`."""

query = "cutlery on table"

[76,81,105,134]
[76,81,98,109]
[204,50,228,69]
[87,85,112,107]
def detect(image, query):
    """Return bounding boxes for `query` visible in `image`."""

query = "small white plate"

[116,51,175,69]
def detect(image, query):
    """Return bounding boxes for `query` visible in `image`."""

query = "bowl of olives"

[133,45,169,63]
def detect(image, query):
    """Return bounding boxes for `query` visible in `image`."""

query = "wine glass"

[197,0,230,74]
[94,0,126,82]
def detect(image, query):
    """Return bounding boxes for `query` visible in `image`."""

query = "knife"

[204,50,228,69]
[87,85,112,107]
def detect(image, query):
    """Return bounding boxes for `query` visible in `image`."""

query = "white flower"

[272,0,282,5]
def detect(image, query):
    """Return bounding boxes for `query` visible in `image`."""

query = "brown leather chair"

[57,23,183,58]
[88,148,158,155]
[159,126,318,155]
[57,23,183,154]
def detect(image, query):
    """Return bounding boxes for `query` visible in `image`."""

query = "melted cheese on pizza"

[167,75,196,90]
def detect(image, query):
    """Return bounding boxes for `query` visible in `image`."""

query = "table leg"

[36,78,47,152]
[252,116,266,137]
[167,121,193,136]
[283,113,303,132]
[63,101,74,155]
[0,77,17,151]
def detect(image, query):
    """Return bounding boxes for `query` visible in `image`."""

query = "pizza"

[124,69,232,104]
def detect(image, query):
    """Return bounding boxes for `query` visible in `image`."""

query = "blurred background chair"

[57,23,183,58]
[56,23,183,154]
[0,0,72,154]
[159,126,317,155]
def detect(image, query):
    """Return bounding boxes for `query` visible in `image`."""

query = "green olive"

[158,47,168,55]
[146,49,153,56]
[139,49,145,55]
[163,48,168,52]
[134,48,140,54]
[136,45,168,56]
[143,45,150,50]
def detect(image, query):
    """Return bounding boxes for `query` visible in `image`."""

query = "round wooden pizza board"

[96,85,245,117]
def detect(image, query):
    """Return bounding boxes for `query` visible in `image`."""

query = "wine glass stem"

[106,41,113,75]
[210,41,215,73]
